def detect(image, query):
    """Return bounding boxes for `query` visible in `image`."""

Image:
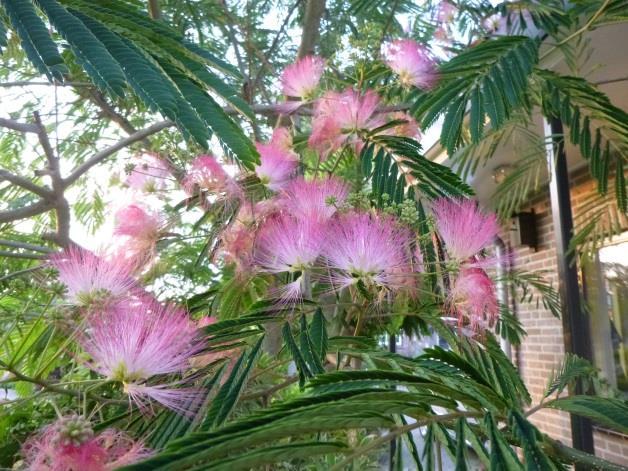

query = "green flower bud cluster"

[52,415,94,448]
[344,191,371,211]
[379,195,420,226]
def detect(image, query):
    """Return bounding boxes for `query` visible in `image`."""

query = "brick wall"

[508,168,628,466]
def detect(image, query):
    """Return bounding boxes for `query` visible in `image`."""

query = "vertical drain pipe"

[495,236,512,360]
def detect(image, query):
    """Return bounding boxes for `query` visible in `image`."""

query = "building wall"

[508,169,628,466]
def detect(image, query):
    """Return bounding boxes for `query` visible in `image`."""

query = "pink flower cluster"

[21,415,150,470]
[49,245,206,414]
[432,198,501,335]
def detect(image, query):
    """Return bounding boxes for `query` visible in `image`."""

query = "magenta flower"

[182,154,243,202]
[21,415,151,471]
[432,198,499,261]
[279,177,350,222]
[254,214,326,301]
[254,142,298,191]
[323,213,413,294]
[80,301,204,414]
[281,55,325,99]
[255,214,325,274]
[50,247,136,308]
[125,153,171,192]
[448,268,499,334]
[384,39,438,89]
[309,89,384,157]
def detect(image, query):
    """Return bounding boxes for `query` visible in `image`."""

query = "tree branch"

[0,250,46,260]
[0,117,39,134]
[0,200,54,224]
[63,120,175,187]
[0,239,53,253]
[297,0,326,58]
[148,0,161,19]
[33,112,71,247]
[0,169,51,198]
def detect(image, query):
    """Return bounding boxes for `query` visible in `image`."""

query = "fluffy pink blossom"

[125,153,171,192]
[437,1,457,24]
[384,39,438,89]
[182,155,243,201]
[80,301,203,414]
[21,415,151,471]
[113,204,164,267]
[432,198,499,261]
[309,89,384,157]
[280,55,325,99]
[255,214,325,274]
[254,143,298,191]
[323,213,413,295]
[49,247,136,308]
[254,214,326,301]
[114,204,163,242]
[448,268,499,334]
[279,177,350,222]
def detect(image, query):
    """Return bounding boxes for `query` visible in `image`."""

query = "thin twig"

[0,169,51,198]
[0,239,52,253]
[0,250,46,260]
[63,120,175,187]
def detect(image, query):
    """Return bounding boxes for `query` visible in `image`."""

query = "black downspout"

[545,117,595,461]
[389,334,397,471]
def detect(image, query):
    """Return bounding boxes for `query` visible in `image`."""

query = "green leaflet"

[1,0,67,80]
[35,0,126,96]
[545,396,628,435]
[413,36,539,154]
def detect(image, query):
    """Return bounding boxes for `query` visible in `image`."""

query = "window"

[584,233,628,393]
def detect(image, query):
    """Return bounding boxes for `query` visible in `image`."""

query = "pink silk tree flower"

[49,246,136,309]
[182,154,243,202]
[448,268,499,334]
[114,204,163,242]
[254,214,325,274]
[432,198,499,261]
[280,55,325,99]
[308,89,384,157]
[279,177,350,222]
[437,1,457,24]
[384,39,438,89]
[21,415,151,471]
[125,153,172,193]
[270,127,295,152]
[254,214,326,301]
[80,301,204,414]
[323,212,413,294]
[254,143,299,191]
